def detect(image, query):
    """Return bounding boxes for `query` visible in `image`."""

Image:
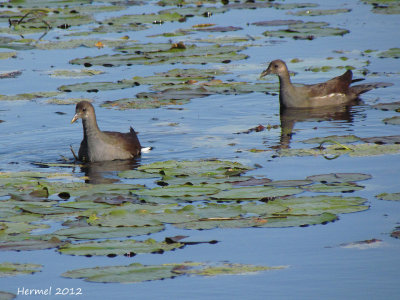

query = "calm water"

[0,0,400,299]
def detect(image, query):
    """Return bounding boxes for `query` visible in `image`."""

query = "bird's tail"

[351,82,393,95]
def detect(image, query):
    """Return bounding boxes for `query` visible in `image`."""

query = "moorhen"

[260,59,390,108]
[71,101,141,162]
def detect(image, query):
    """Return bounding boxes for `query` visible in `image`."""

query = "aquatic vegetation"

[62,262,285,283]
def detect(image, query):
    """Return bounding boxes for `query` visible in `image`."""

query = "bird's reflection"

[278,102,360,149]
[80,158,141,184]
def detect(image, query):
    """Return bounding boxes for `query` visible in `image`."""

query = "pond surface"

[0,0,400,299]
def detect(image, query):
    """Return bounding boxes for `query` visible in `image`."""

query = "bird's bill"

[71,114,79,124]
[259,68,271,79]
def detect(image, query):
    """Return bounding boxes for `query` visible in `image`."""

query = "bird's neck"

[82,116,101,139]
[278,69,292,89]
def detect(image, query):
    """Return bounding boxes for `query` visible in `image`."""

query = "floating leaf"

[0,237,64,251]
[0,291,16,300]
[0,262,42,277]
[302,183,364,193]
[210,186,302,201]
[302,135,361,144]
[372,101,400,112]
[279,143,400,157]
[70,44,248,67]
[54,224,164,240]
[58,238,183,256]
[62,261,284,283]
[262,21,349,40]
[289,9,351,16]
[376,192,400,201]
[383,116,400,125]
[306,173,372,184]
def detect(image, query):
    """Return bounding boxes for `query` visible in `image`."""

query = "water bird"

[260,59,391,108]
[71,101,141,162]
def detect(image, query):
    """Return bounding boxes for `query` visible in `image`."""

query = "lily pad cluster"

[57,67,275,109]
[277,134,400,158]
[0,159,370,257]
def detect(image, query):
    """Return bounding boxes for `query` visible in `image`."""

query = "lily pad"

[49,69,104,78]
[279,143,400,157]
[376,192,400,201]
[306,173,372,184]
[378,48,400,58]
[70,44,248,67]
[383,116,400,125]
[58,238,184,256]
[372,101,400,112]
[262,21,349,40]
[210,186,302,201]
[289,9,351,16]
[0,291,16,300]
[54,224,164,240]
[0,52,17,60]
[302,135,361,144]
[0,237,64,251]
[62,261,283,283]
[302,183,364,193]
[0,91,62,101]
[0,262,42,277]
[175,213,339,230]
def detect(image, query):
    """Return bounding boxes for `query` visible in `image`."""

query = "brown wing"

[103,127,141,157]
[305,70,353,98]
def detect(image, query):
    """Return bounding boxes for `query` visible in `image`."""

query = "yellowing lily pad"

[0,262,42,277]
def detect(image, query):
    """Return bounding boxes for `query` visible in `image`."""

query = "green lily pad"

[262,21,349,40]
[302,183,364,193]
[45,98,93,105]
[0,237,64,251]
[176,262,285,276]
[62,261,284,283]
[54,224,164,240]
[376,192,400,201]
[289,9,351,16]
[174,213,339,229]
[138,159,252,177]
[306,173,372,183]
[70,44,248,67]
[58,238,183,256]
[49,69,104,78]
[0,262,42,277]
[378,48,400,58]
[210,186,302,201]
[302,135,361,144]
[0,91,62,101]
[252,20,304,27]
[276,195,369,215]
[139,185,221,198]
[63,262,184,283]
[279,143,400,157]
